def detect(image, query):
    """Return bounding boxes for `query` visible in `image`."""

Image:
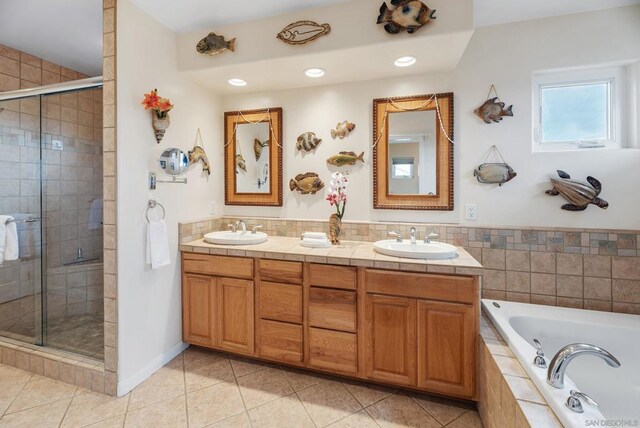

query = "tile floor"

[0,346,483,427]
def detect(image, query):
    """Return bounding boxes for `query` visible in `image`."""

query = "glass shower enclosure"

[0,78,104,360]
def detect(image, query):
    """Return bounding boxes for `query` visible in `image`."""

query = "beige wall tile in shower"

[506,271,530,293]
[530,252,556,273]
[612,257,640,280]
[556,275,583,298]
[482,249,506,270]
[612,279,640,303]
[556,253,582,276]
[530,273,556,296]
[506,251,530,272]
[583,277,611,301]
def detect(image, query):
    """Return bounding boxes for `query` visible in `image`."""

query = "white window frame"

[532,65,626,152]
[391,157,414,179]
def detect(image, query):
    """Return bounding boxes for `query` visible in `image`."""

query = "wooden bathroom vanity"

[180,238,481,401]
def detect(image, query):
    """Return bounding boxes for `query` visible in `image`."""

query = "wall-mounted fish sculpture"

[474,97,513,124]
[474,163,516,186]
[545,170,609,211]
[254,138,269,161]
[188,146,211,176]
[235,154,247,173]
[331,121,356,139]
[196,32,236,55]
[289,172,324,195]
[277,21,331,45]
[327,151,365,167]
[296,132,322,152]
[377,0,436,35]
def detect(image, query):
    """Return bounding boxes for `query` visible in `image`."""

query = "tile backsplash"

[179,217,640,315]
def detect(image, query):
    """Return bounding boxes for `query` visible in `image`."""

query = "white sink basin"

[373,240,458,260]
[204,231,268,245]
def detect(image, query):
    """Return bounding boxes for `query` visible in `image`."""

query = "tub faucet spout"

[547,343,620,389]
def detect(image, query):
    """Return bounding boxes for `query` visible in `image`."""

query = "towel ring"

[146,199,166,223]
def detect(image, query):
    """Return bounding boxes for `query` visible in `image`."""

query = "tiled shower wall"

[179,217,640,315]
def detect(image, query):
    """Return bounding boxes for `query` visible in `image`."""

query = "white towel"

[13,214,35,259]
[146,219,170,270]
[301,232,328,240]
[300,237,331,248]
[88,199,103,230]
[0,215,19,265]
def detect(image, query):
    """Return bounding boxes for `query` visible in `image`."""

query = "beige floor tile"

[236,367,293,409]
[410,392,471,425]
[207,412,251,428]
[342,380,396,407]
[124,395,188,427]
[447,410,483,428]
[61,389,129,427]
[247,394,314,428]
[6,377,76,414]
[297,380,362,427]
[0,366,31,385]
[128,362,185,411]
[85,414,125,427]
[185,354,234,393]
[184,347,224,367]
[186,380,245,428]
[228,356,275,378]
[328,409,378,428]
[367,394,440,428]
[0,398,71,428]
[281,367,329,391]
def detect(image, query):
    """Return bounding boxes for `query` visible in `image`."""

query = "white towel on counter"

[301,232,328,240]
[88,199,103,230]
[300,236,331,248]
[146,219,170,270]
[0,215,19,265]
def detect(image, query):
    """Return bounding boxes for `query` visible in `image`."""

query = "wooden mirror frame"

[224,107,283,206]
[372,93,454,210]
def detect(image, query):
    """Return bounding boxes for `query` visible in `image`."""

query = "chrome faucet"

[388,231,403,243]
[410,227,417,244]
[235,219,247,233]
[547,343,620,389]
[424,232,438,244]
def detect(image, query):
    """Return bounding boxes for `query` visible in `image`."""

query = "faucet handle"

[251,225,263,234]
[428,232,439,239]
[566,390,598,413]
[388,231,403,242]
[227,224,236,232]
[533,338,547,368]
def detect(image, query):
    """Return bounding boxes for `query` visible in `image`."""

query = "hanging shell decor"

[188,146,211,176]
[473,145,517,186]
[196,33,236,55]
[545,170,609,211]
[377,0,436,35]
[235,154,247,174]
[475,85,513,124]
[254,138,269,161]
[277,21,331,45]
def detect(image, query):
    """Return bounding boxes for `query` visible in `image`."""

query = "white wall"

[222,5,640,230]
[116,0,221,395]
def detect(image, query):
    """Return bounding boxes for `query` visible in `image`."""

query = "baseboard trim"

[116,341,188,396]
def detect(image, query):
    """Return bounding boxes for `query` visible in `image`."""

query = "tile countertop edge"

[179,236,484,274]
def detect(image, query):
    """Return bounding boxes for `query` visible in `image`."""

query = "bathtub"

[482,299,640,428]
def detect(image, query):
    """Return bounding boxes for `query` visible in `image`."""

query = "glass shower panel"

[41,88,104,360]
[0,96,43,346]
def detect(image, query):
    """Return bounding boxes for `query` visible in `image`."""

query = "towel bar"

[5,218,41,224]
[145,200,166,223]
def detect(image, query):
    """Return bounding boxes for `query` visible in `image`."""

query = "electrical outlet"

[465,204,477,220]
[210,201,217,216]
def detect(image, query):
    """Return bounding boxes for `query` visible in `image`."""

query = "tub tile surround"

[478,313,562,428]
[180,217,640,315]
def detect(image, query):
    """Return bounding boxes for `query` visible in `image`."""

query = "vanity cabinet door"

[417,300,474,399]
[365,294,416,386]
[216,277,254,355]
[182,274,216,347]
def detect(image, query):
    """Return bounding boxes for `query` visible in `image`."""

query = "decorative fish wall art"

[235,154,247,173]
[473,145,516,186]
[254,138,269,161]
[377,0,436,35]
[297,132,322,152]
[188,146,211,176]
[331,121,356,139]
[277,21,331,45]
[289,172,325,194]
[474,97,513,124]
[327,151,365,167]
[196,33,236,55]
[545,170,609,211]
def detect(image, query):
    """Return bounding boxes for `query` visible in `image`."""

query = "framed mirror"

[224,108,283,206]
[372,93,454,210]
[158,148,190,176]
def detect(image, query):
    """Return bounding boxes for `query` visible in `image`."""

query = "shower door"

[0,96,44,346]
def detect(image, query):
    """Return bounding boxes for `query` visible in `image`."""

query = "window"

[391,157,414,179]
[532,64,630,151]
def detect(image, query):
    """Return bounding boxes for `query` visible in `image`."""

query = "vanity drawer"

[183,253,254,279]
[259,320,303,363]
[309,328,357,375]
[259,259,303,284]
[309,287,356,332]
[309,264,357,290]
[259,282,302,324]
[365,270,475,304]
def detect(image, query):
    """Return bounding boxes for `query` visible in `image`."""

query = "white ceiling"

[129,0,352,34]
[474,0,640,27]
[0,0,103,76]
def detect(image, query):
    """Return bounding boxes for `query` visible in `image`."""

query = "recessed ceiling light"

[305,68,325,78]
[228,78,247,87]
[394,56,416,67]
